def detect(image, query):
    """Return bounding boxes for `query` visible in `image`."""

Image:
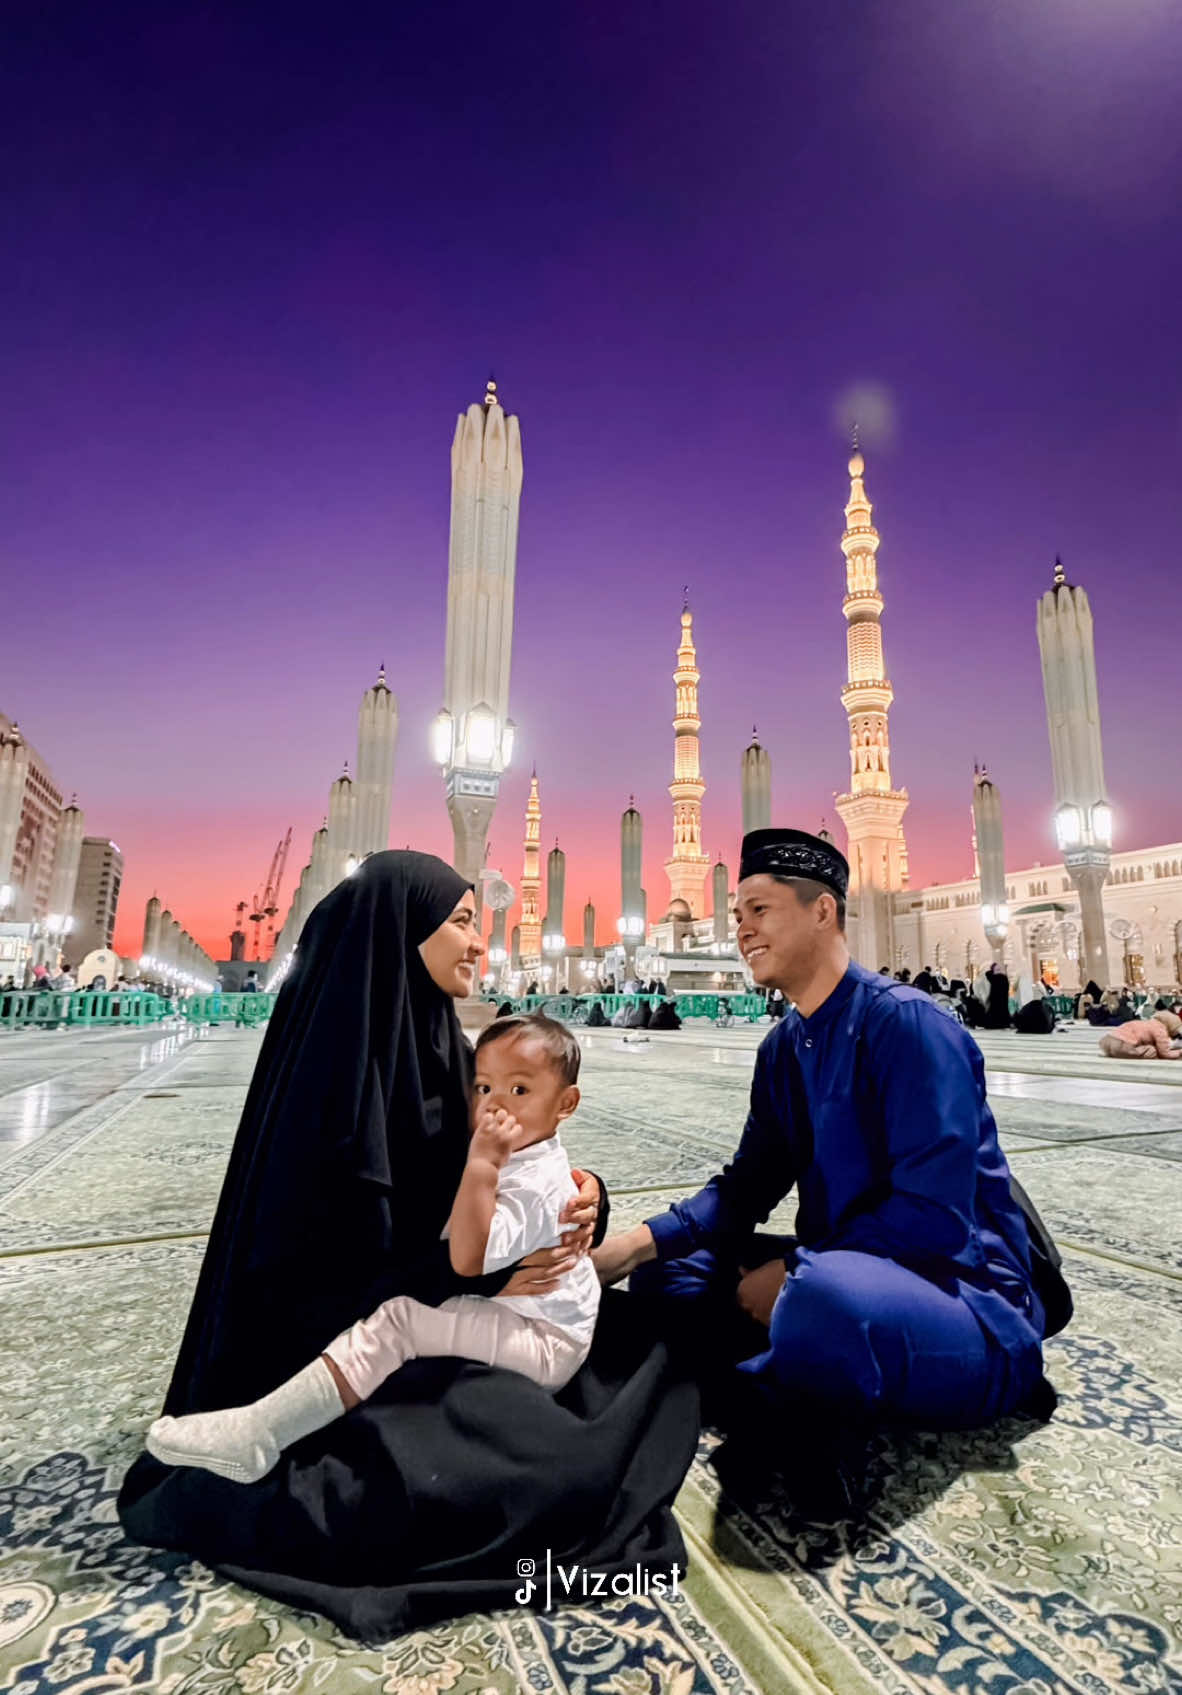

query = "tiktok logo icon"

[514,1557,536,1603]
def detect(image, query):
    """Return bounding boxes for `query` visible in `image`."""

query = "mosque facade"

[268,386,1180,997]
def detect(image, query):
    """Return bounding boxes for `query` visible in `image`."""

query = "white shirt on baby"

[477,1134,601,1351]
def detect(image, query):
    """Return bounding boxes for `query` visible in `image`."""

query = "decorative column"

[833,448,909,969]
[664,600,710,917]
[325,764,358,888]
[48,798,85,931]
[972,765,1009,964]
[619,799,645,962]
[741,730,771,836]
[355,666,399,857]
[141,897,162,968]
[0,724,29,892]
[1037,556,1112,987]
[712,858,730,946]
[518,770,542,961]
[434,378,521,887]
[305,822,332,914]
[544,842,566,991]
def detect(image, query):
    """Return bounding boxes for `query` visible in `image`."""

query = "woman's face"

[418,892,484,997]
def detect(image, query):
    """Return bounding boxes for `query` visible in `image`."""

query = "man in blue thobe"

[593,828,1047,1493]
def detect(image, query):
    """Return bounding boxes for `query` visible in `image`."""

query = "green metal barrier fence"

[0,990,278,1031]
[0,990,176,1029]
[178,993,276,1026]
[502,993,766,1024]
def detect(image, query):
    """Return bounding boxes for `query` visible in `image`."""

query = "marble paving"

[1,1018,1180,1695]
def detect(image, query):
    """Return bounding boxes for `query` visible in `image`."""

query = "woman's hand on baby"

[469,1107,523,1168]
[496,1243,580,1297]
[495,1171,599,1298]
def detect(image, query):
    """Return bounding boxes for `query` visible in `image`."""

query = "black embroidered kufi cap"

[739,827,850,901]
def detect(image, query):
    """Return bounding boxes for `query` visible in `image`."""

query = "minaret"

[664,600,710,917]
[972,765,1009,963]
[355,665,399,858]
[712,857,730,946]
[833,448,909,969]
[583,898,596,956]
[1037,555,1112,986]
[619,799,644,945]
[741,729,771,836]
[519,770,542,961]
[435,377,522,886]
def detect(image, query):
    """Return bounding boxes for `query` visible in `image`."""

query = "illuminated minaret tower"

[664,599,710,917]
[433,378,522,887]
[833,446,909,969]
[518,769,542,961]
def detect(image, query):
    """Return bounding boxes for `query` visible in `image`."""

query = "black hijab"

[164,850,474,1412]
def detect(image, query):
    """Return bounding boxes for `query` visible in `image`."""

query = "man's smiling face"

[733,874,832,990]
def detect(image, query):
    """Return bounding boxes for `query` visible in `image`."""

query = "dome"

[666,898,692,921]
[848,450,865,478]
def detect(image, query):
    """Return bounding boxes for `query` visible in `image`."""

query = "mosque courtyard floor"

[1,1018,1180,1695]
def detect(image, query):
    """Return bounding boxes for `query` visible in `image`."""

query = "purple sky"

[2,0,1179,960]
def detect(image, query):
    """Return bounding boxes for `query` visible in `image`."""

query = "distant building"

[0,712,64,921]
[72,838,124,962]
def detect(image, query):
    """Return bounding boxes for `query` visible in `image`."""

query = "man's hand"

[558,1168,599,1256]
[591,1224,657,1287]
[469,1107,524,1170]
[736,1259,787,1327]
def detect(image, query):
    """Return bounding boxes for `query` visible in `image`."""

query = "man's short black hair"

[768,874,846,933]
[475,1011,581,1085]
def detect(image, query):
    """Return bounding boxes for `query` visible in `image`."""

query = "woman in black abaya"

[119,852,697,1639]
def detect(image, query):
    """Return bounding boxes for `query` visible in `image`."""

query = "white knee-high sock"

[146,1359,345,1483]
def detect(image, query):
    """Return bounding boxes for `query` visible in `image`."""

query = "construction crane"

[249,828,292,960]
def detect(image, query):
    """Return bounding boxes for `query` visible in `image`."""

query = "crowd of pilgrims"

[880,962,1182,1042]
[504,967,1182,1042]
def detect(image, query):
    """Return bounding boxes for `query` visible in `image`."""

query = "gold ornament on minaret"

[833,446,909,968]
[664,595,710,918]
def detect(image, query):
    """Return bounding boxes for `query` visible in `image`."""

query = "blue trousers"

[630,1235,1040,1430]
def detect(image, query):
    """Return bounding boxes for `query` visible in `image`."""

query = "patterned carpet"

[1,1023,1180,1694]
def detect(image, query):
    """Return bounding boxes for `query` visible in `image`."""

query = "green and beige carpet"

[1,1023,1180,1694]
